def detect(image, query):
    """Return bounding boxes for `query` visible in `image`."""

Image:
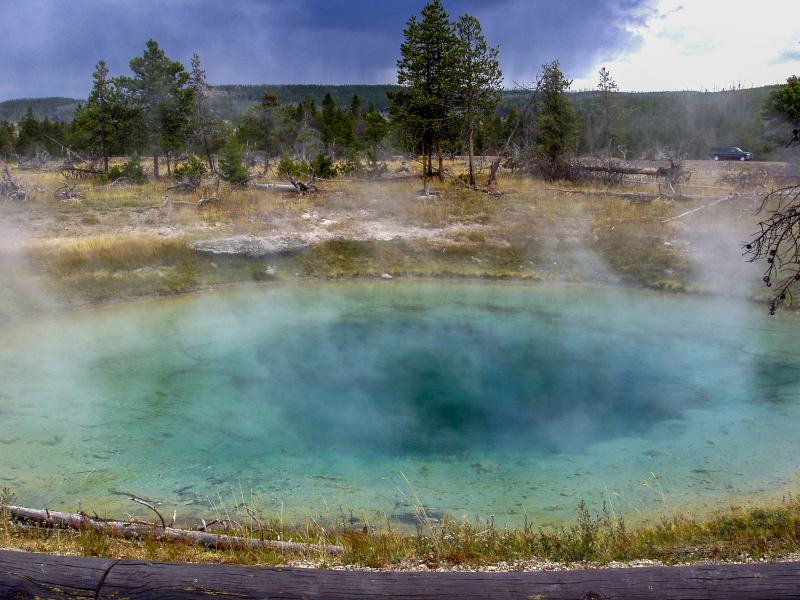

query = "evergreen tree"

[14,107,40,156]
[453,14,502,184]
[72,61,135,172]
[237,91,296,157]
[320,93,338,146]
[392,0,458,176]
[364,104,389,152]
[217,138,250,185]
[118,39,195,178]
[350,94,365,144]
[594,67,625,157]
[320,93,356,151]
[535,62,578,161]
[763,75,800,127]
[38,118,68,156]
[0,121,15,159]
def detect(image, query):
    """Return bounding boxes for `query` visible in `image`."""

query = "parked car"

[708,146,753,161]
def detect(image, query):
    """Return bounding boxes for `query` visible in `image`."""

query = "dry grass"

[4,483,800,569]
[0,158,783,311]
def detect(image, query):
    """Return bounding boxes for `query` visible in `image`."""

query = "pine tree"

[118,39,195,178]
[364,105,389,152]
[320,93,356,151]
[453,14,502,185]
[763,75,800,127]
[0,120,15,159]
[217,138,250,185]
[595,67,625,158]
[536,62,578,162]
[72,61,134,172]
[14,107,40,157]
[350,94,365,144]
[392,0,458,177]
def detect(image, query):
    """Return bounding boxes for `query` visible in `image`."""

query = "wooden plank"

[99,560,800,600]
[0,549,115,599]
[2,550,800,600]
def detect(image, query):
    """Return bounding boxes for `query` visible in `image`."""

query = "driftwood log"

[1,549,799,599]
[5,505,342,555]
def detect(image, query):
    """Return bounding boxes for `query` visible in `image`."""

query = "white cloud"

[569,0,800,92]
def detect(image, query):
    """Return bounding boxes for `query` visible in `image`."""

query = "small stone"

[301,213,312,220]
[381,273,393,279]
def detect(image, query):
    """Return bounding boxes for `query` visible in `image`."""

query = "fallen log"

[543,188,733,203]
[1,549,800,600]
[251,182,302,191]
[5,505,342,555]
[251,171,319,194]
[662,195,736,223]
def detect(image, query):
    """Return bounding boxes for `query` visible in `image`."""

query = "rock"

[190,236,309,258]
[380,273,393,279]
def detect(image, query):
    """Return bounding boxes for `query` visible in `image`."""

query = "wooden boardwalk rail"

[1,549,800,599]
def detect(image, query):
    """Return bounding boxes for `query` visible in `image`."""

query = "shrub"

[277,154,310,178]
[173,155,207,181]
[99,153,147,185]
[312,152,338,178]
[217,140,250,186]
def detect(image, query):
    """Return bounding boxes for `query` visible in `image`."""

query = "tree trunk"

[486,76,544,188]
[204,140,215,172]
[438,138,443,179]
[153,151,160,179]
[101,134,109,174]
[166,151,172,177]
[468,124,475,186]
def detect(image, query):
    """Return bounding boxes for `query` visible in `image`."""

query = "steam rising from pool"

[1,282,799,527]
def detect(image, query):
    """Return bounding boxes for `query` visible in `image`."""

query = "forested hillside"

[3,84,787,161]
[208,85,402,119]
[0,97,81,123]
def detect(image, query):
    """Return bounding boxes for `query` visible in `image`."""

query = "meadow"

[0,157,779,319]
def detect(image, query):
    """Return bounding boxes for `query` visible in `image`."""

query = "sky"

[1,0,798,102]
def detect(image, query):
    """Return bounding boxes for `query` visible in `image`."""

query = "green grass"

[4,484,800,568]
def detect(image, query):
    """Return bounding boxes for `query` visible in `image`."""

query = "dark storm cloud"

[0,0,658,102]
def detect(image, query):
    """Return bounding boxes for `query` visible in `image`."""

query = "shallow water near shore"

[2,281,800,529]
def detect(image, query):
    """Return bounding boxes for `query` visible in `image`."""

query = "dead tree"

[1,167,29,202]
[54,181,84,200]
[4,503,342,555]
[154,195,225,209]
[581,157,689,192]
[166,177,201,193]
[744,132,800,314]
[486,72,546,188]
[251,171,318,195]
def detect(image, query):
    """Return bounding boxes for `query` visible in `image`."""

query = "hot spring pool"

[1,281,799,528]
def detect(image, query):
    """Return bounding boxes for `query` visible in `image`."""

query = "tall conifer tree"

[392,0,458,177]
[453,14,502,185]
[73,61,134,172]
[118,39,194,178]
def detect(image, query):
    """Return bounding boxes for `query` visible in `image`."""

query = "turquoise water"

[2,281,800,528]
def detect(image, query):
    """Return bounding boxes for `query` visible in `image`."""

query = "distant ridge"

[0,97,81,123]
